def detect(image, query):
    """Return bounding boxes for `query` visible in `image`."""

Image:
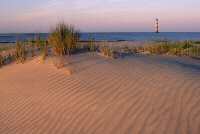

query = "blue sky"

[0,0,200,33]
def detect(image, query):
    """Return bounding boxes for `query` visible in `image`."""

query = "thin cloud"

[185,0,196,2]
[108,0,145,1]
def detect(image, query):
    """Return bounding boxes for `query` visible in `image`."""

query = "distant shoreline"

[0,33,35,36]
[0,40,197,44]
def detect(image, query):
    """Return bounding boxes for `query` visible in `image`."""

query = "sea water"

[0,32,200,43]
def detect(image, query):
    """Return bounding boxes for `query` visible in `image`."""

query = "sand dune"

[1,52,200,134]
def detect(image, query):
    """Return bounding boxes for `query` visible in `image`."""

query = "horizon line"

[1,32,200,34]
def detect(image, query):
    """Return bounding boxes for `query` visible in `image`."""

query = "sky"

[0,0,200,33]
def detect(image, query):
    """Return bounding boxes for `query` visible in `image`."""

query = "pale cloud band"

[0,0,200,33]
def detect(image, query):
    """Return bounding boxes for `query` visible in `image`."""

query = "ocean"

[0,32,200,43]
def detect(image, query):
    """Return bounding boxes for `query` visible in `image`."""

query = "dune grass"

[128,49,137,53]
[28,39,35,58]
[0,22,79,70]
[40,39,48,62]
[47,21,81,74]
[14,39,21,63]
[35,33,41,51]
[2,22,199,70]
[101,42,118,58]
[0,43,15,68]
[145,39,200,59]
[82,37,99,52]
[49,21,80,55]
[0,35,48,68]
[0,44,11,52]
[14,39,26,64]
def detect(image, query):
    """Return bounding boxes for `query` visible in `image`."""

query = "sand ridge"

[0,52,200,134]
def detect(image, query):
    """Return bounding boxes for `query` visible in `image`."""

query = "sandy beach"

[1,42,200,134]
[1,0,200,132]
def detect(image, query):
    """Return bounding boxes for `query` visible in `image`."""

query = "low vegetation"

[1,21,199,71]
[82,39,119,59]
[0,44,11,52]
[101,42,118,58]
[0,44,13,68]
[28,39,35,58]
[14,39,26,64]
[49,21,80,55]
[0,35,48,68]
[0,22,79,75]
[82,37,98,51]
[145,40,200,59]
[40,39,48,61]
[128,49,137,53]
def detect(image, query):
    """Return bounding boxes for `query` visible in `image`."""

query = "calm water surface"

[0,32,200,43]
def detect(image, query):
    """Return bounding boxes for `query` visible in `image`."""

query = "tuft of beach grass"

[49,21,80,55]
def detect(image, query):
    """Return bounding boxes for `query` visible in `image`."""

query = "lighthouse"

[155,18,159,33]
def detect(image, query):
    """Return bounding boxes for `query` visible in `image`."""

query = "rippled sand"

[1,50,200,134]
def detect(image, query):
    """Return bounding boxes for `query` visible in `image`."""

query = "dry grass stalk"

[35,33,41,51]
[41,55,45,63]
[51,58,58,69]
[48,49,59,69]
[15,39,20,64]
[41,39,48,63]
[59,56,64,67]
[28,39,35,58]
[53,61,59,69]
[73,63,75,72]
[64,63,72,75]
[21,43,26,63]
